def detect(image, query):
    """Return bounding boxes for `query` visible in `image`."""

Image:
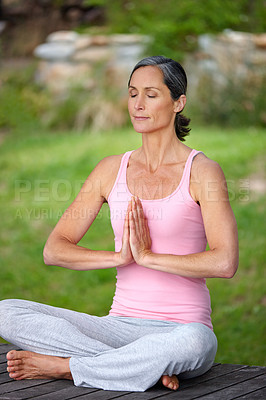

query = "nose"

[134,95,145,111]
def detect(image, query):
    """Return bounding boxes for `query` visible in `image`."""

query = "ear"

[173,95,187,113]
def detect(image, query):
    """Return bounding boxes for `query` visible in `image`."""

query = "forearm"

[140,248,238,279]
[43,238,122,271]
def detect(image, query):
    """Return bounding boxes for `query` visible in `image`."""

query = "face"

[128,66,184,135]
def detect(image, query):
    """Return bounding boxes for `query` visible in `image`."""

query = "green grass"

[0,126,265,367]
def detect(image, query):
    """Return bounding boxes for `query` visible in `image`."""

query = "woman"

[0,56,239,392]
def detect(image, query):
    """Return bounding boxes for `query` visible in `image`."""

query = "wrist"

[114,249,133,268]
[113,251,124,267]
[136,249,154,267]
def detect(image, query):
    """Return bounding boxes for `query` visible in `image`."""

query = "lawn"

[0,126,265,367]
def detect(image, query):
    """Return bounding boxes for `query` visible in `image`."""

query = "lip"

[133,116,150,120]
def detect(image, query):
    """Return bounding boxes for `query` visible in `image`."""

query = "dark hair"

[128,56,191,141]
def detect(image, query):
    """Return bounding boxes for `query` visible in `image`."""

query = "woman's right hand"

[116,202,134,267]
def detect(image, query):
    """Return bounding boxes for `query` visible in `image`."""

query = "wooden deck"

[0,344,265,399]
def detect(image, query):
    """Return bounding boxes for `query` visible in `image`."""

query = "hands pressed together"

[118,196,152,267]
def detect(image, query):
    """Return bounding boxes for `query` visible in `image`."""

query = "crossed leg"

[6,350,179,390]
[1,300,185,391]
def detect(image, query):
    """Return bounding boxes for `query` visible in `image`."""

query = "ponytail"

[174,113,191,141]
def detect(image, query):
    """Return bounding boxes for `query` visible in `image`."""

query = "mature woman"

[0,56,238,392]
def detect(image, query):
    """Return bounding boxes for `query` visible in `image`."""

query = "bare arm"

[129,156,239,279]
[43,155,131,270]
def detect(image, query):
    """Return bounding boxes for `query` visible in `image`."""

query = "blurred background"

[0,0,265,366]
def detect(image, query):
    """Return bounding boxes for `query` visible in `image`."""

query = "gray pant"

[0,299,217,392]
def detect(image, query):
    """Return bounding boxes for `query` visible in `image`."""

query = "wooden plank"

[31,386,101,400]
[233,387,266,399]
[0,364,247,400]
[0,345,19,355]
[151,366,266,400]
[0,378,55,395]
[0,354,8,364]
[109,365,248,400]
[0,363,8,374]
[0,380,75,400]
[197,373,266,399]
[0,373,12,384]
[75,391,140,400]
[0,344,265,400]
[179,364,247,389]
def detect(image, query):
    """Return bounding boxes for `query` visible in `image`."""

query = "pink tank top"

[107,149,213,330]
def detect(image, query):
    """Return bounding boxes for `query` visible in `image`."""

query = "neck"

[140,129,183,173]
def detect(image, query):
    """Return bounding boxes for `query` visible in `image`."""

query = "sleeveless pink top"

[107,149,213,330]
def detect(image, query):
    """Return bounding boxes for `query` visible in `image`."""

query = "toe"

[6,350,16,360]
[7,359,22,367]
[161,374,179,390]
[7,364,22,373]
[168,381,174,389]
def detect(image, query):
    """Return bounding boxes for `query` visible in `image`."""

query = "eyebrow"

[128,85,161,91]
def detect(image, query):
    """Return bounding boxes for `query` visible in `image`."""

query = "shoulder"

[94,154,124,175]
[190,152,228,203]
[192,152,226,182]
[86,153,124,201]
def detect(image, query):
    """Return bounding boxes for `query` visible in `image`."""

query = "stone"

[75,36,93,50]
[73,46,112,62]
[110,34,149,45]
[90,35,111,46]
[46,30,79,43]
[35,61,93,94]
[247,52,266,67]
[34,43,75,61]
[221,30,254,45]
[253,34,266,49]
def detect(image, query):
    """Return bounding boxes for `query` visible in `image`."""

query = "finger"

[133,206,141,234]
[131,197,140,232]
[137,197,146,225]
[124,212,129,238]
[135,198,147,237]
[131,196,136,215]
[127,200,132,213]
[129,210,137,240]
[122,206,131,246]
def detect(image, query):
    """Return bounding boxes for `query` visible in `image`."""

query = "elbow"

[221,255,239,279]
[223,264,238,279]
[43,241,57,266]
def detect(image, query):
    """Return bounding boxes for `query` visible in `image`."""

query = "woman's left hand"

[129,196,152,265]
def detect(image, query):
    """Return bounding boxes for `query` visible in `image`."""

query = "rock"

[75,35,93,50]
[253,34,266,49]
[110,34,149,45]
[35,61,93,94]
[34,43,75,61]
[46,30,79,43]
[247,52,266,67]
[221,30,254,45]
[90,35,111,46]
[184,30,266,101]
[73,47,112,62]
[33,31,147,99]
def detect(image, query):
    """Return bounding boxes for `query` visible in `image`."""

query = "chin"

[132,124,152,134]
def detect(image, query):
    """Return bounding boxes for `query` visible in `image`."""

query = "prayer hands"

[119,197,152,266]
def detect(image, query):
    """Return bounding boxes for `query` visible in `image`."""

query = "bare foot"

[161,374,179,390]
[6,350,72,381]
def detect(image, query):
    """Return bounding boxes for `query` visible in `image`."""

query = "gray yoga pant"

[0,299,217,392]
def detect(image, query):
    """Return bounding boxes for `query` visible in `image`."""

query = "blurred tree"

[105,0,266,60]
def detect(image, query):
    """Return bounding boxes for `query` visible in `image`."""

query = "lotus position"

[0,56,238,392]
